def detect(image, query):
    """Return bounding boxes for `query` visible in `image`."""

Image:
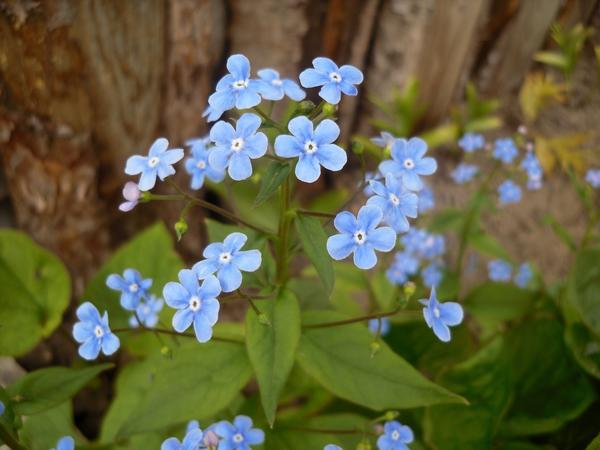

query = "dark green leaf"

[246,290,301,426]
[565,322,600,380]
[254,162,290,206]
[20,402,76,450]
[0,230,70,356]
[568,249,600,336]
[468,232,512,262]
[296,311,466,410]
[295,215,335,296]
[8,364,112,415]
[587,433,600,450]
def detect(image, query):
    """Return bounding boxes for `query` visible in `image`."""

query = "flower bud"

[322,102,337,117]
[258,313,271,326]
[204,430,220,449]
[174,219,188,241]
[370,340,381,358]
[298,100,315,114]
[351,140,364,155]
[357,440,372,450]
[384,410,399,421]
[403,281,416,300]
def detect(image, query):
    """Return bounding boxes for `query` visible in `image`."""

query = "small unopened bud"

[517,125,528,135]
[384,410,399,421]
[298,100,315,114]
[370,340,381,358]
[351,140,364,155]
[174,219,188,241]
[403,281,416,300]
[357,440,372,450]
[322,102,337,117]
[160,345,172,358]
[140,191,152,202]
[258,313,271,326]
[204,430,220,449]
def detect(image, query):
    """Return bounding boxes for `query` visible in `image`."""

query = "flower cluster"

[488,259,534,288]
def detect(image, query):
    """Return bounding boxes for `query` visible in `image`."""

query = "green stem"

[580,209,600,249]
[308,100,325,119]
[276,175,294,284]
[0,423,27,450]
[324,180,368,226]
[236,289,262,316]
[112,326,243,344]
[297,209,336,219]
[303,307,419,329]
[252,106,287,133]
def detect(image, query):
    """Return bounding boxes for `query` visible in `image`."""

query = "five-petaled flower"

[377,421,414,450]
[586,168,600,188]
[51,436,74,450]
[366,173,418,233]
[193,232,262,293]
[257,68,306,101]
[106,269,152,311]
[451,163,479,184]
[458,132,485,153]
[492,138,518,164]
[419,288,463,343]
[214,415,265,450]
[488,259,512,282]
[497,179,522,205]
[299,57,363,105]
[119,181,141,212]
[327,205,396,270]
[368,317,391,336]
[274,115,347,183]
[73,302,120,360]
[163,270,221,343]
[514,263,533,288]
[125,138,184,191]
[379,138,437,191]
[129,294,163,328]
[209,113,268,181]
[161,427,204,450]
[185,139,225,190]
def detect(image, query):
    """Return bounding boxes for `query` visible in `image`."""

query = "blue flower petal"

[339,81,358,96]
[257,68,278,81]
[319,83,341,104]
[339,65,364,84]
[125,155,148,175]
[357,205,383,231]
[299,68,329,88]
[79,338,101,360]
[193,314,213,343]
[402,170,422,191]
[354,244,377,270]
[228,153,253,180]
[101,333,120,355]
[314,119,340,144]
[226,54,251,80]
[244,133,268,158]
[432,320,451,342]
[179,269,199,294]
[315,144,346,172]
[218,264,243,292]
[326,234,355,260]
[233,249,261,272]
[295,154,321,183]
[439,301,464,326]
[245,428,265,445]
[76,302,101,323]
[416,157,437,175]
[288,116,314,141]
[210,121,236,146]
[235,89,262,110]
[224,232,248,252]
[313,57,338,73]
[173,308,194,332]
[193,259,220,279]
[161,437,181,450]
[138,169,158,191]
[201,297,220,326]
[282,79,306,101]
[367,227,396,251]
[234,415,254,431]
[333,211,357,233]
[73,322,93,343]
[163,282,190,309]
[200,274,222,299]
[275,135,303,158]
[56,436,75,450]
[236,113,262,138]
[208,148,231,172]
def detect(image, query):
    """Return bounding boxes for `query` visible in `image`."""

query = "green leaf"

[568,249,600,336]
[534,51,569,69]
[295,215,335,296]
[111,341,252,438]
[82,223,183,355]
[296,311,466,410]
[428,208,464,233]
[255,162,290,206]
[565,321,600,380]
[468,232,512,262]
[7,364,112,415]
[424,338,512,450]
[0,230,70,356]
[20,402,77,450]
[543,213,577,251]
[246,290,301,426]
[587,433,600,450]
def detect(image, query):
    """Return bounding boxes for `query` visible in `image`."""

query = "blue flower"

[193,232,262,293]
[214,415,265,450]
[363,171,381,196]
[129,294,163,328]
[51,436,74,450]
[417,184,435,213]
[368,317,391,336]
[106,269,152,311]
[161,427,204,450]
[498,180,522,204]
[299,57,363,104]
[371,131,396,149]
[451,163,478,184]
[419,288,464,343]
[119,182,141,212]
[367,173,419,233]
[125,138,184,191]
[0,400,4,416]
[378,138,437,191]
[73,302,120,360]
[163,270,221,343]
[257,68,306,101]
[377,420,414,450]
[209,113,268,181]
[327,205,396,270]
[514,263,533,288]
[458,132,485,153]
[492,138,518,164]
[386,251,419,285]
[586,169,600,188]
[185,139,225,189]
[205,54,275,122]
[488,259,512,282]
[325,446,342,450]
[520,151,541,174]
[526,169,543,190]
[401,229,445,260]
[422,262,443,288]
[274,116,347,183]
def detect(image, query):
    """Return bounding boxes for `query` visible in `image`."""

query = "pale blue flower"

[299,57,363,104]
[526,169,543,190]
[274,115,347,183]
[514,263,533,288]
[458,132,484,153]
[193,232,261,293]
[0,400,4,416]
[368,317,391,336]
[161,427,204,450]
[488,259,512,282]
[401,228,445,260]
[367,173,418,233]
[325,446,342,450]
[520,151,541,174]
[257,68,306,101]
[129,295,163,328]
[422,262,443,288]
[363,171,381,196]
[377,420,414,450]
[327,205,396,270]
[451,163,478,184]
[498,180,522,204]
[492,138,518,164]
[106,269,152,311]
[419,288,463,343]
[378,138,437,191]
[163,270,221,343]
[371,131,396,149]
[386,251,419,285]
[119,182,141,212]
[209,113,268,181]
[185,139,225,189]
[125,138,184,191]
[586,169,600,188]
[73,302,120,360]
[51,436,74,450]
[417,184,435,213]
[214,415,265,450]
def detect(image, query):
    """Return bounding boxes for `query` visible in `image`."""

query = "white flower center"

[329,71,342,83]
[148,156,160,168]
[128,283,139,293]
[232,433,244,443]
[354,230,367,245]
[232,79,248,90]
[403,158,415,170]
[189,296,202,312]
[196,159,206,169]
[231,138,245,152]
[433,306,441,318]
[94,325,104,338]
[389,193,400,206]
[391,430,400,441]
[272,78,283,87]
[219,252,232,264]
[304,140,318,154]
